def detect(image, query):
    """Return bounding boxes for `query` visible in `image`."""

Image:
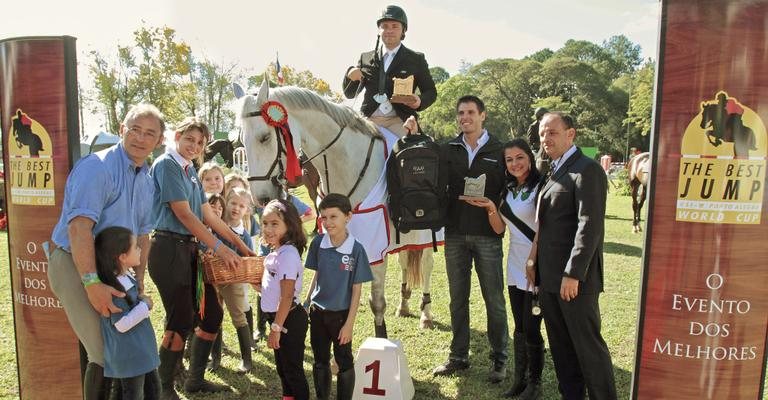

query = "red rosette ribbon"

[261,101,302,184]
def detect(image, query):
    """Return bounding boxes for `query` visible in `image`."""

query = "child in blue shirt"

[95,226,160,400]
[304,193,373,400]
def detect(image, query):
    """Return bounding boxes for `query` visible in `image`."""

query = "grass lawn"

[0,190,752,399]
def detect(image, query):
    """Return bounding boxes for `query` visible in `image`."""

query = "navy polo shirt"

[305,233,373,311]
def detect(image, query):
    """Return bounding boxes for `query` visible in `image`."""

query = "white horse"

[234,80,436,337]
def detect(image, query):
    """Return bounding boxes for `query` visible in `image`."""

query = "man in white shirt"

[535,112,616,399]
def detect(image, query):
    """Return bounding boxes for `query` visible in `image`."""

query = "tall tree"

[602,35,643,77]
[429,66,450,84]
[88,25,192,130]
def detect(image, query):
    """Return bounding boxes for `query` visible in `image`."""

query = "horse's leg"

[631,181,640,233]
[419,250,435,329]
[397,252,412,317]
[369,258,388,338]
[638,184,647,232]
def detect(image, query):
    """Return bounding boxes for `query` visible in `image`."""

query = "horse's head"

[234,79,284,204]
[700,103,716,130]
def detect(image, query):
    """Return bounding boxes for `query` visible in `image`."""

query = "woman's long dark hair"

[94,226,135,306]
[503,138,541,191]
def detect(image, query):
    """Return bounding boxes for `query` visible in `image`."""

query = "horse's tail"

[405,249,423,289]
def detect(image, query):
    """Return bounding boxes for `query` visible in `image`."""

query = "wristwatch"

[271,322,287,334]
[526,259,535,268]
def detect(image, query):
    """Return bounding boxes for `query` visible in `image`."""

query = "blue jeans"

[444,233,509,364]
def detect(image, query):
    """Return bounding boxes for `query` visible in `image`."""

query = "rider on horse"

[342,5,439,337]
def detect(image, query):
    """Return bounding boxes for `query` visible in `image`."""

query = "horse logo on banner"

[676,91,767,224]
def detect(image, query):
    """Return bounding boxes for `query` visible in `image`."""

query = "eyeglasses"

[126,126,160,140]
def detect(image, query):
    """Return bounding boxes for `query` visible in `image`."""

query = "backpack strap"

[498,190,536,242]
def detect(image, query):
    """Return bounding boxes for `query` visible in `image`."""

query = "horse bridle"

[242,102,382,201]
[241,108,289,189]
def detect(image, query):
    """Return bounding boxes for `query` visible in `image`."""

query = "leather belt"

[153,230,197,243]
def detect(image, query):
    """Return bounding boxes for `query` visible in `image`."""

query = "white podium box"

[353,337,415,400]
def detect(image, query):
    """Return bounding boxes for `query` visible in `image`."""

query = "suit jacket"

[342,45,437,122]
[536,147,607,294]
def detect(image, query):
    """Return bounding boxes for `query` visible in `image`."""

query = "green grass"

[0,190,740,399]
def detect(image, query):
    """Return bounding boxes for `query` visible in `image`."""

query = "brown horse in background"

[628,152,650,233]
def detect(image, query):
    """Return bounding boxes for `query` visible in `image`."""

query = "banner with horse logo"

[8,109,56,206]
[676,92,766,224]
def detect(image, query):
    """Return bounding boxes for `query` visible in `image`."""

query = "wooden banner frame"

[632,1,768,398]
[0,36,83,400]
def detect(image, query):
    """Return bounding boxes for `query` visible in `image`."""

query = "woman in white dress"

[467,138,544,399]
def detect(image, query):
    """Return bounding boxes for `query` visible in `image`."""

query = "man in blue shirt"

[48,104,165,400]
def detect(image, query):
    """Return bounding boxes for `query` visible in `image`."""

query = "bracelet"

[81,272,101,287]
[488,209,496,216]
[212,239,222,253]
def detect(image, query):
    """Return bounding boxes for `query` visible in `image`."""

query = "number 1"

[362,359,386,395]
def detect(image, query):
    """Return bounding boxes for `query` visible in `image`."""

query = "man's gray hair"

[122,103,165,133]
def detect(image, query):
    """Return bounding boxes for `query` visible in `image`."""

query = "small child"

[200,161,226,196]
[206,193,225,219]
[211,187,256,373]
[261,199,309,400]
[223,172,264,349]
[304,193,373,400]
[94,226,160,400]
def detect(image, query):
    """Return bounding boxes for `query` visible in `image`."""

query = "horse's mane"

[270,87,382,138]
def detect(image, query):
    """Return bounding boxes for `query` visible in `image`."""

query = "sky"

[1,0,660,132]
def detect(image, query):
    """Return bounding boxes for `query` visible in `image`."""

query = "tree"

[193,59,239,133]
[88,25,192,131]
[248,63,338,101]
[626,60,656,148]
[602,35,642,77]
[429,66,450,84]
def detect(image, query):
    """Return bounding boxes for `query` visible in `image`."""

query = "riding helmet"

[377,5,408,31]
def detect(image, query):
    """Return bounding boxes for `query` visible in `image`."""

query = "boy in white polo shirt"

[304,193,373,400]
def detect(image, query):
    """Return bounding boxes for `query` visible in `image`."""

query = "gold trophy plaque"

[390,75,415,104]
[459,173,487,201]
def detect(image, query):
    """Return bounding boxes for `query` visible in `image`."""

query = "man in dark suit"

[534,112,617,399]
[342,4,437,136]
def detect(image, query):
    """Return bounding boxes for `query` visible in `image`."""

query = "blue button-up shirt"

[51,143,155,251]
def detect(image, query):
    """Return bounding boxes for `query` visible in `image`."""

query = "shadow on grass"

[604,241,642,258]
[606,214,633,221]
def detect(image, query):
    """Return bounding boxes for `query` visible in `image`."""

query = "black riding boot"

[255,297,266,342]
[518,344,543,400]
[245,308,256,350]
[337,368,355,400]
[503,333,529,398]
[158,347,182,400]
[184,335,232,393]
[207,329,223,371]
[312,364,332,400]
[236,325,254,373]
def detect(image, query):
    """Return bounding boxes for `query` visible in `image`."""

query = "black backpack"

[386,133,445,249]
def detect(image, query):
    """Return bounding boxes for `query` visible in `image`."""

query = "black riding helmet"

[377,5,408,31]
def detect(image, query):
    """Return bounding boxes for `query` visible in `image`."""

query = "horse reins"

[302,121,381,200]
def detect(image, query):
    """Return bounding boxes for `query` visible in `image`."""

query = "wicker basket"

[202,255,264,285]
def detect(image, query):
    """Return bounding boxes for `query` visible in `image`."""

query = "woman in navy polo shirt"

[148,117,253,399]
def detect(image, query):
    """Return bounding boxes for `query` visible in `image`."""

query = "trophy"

[459,173,487,201]
[390,75,415,104]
